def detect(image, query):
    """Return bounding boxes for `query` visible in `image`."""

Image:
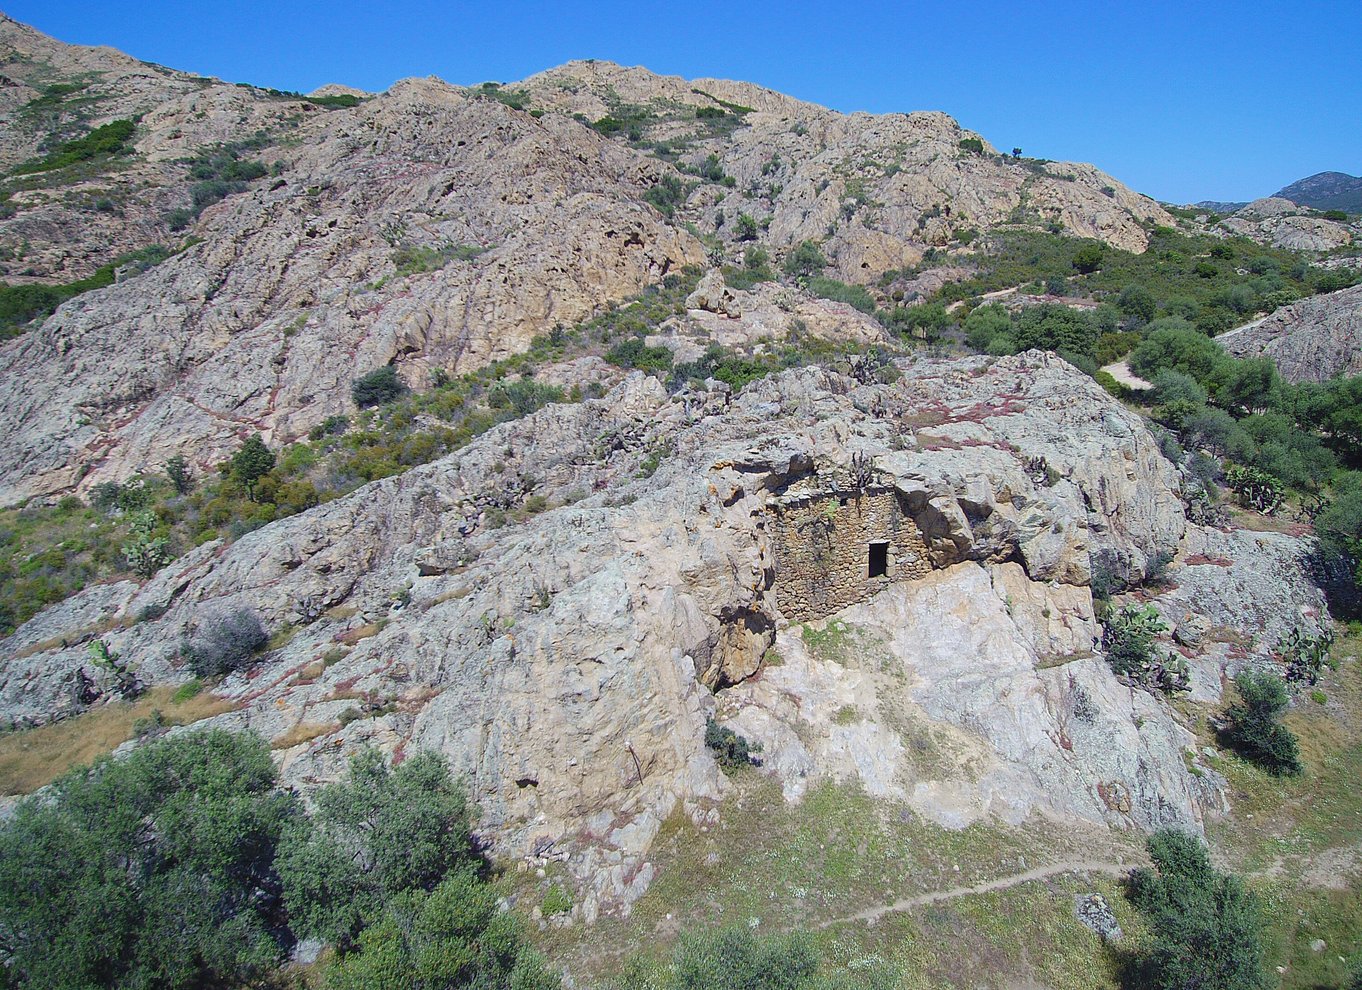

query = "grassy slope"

[518,632,1362,989]
[0,684,239,795]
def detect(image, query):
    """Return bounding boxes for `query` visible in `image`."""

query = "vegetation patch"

[9,118,136,176]
[0,244,172,338]
[0,685,239,795]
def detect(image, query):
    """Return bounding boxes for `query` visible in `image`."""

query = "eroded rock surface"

[1219,198,1356,252]
[1217,284,1362,383]
[3,352,1320,916]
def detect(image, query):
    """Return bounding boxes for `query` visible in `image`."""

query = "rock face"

[4,352,1319,915]
[0,19,1176,506]
[0,77,705,504]
[520,61,1171,264]
[1219,198,1356,252]
[1217,284,1362,382]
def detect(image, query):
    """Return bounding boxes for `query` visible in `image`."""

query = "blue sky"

[7,0,1358,204]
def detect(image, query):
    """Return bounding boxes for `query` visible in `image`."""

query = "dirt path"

[819,859,1136,928]
[1098,360,1153,391]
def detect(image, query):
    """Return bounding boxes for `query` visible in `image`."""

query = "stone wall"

[769,486,930,621]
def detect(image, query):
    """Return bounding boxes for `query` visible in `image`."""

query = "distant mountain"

[1274,171,1362,213]
[1192,200,1248,214]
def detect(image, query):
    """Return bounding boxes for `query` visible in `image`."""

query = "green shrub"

[171,678,204,703]
[644,173,687,217]
[352,366,407,407]
[0,244,172,337]
[1220,670,1302,775]
[390,241,487,277]
[606,336,674,374]
[674,925,818,990]
[805,276,876,313]
[1101,603,1189,693]
[1072,242,1106,273]
[962,303,1010,351]
[783,239,827,277]
[11,119,137,176]
[704,718,762,772]
[958,136,984,154]
[724,245,775,289]
[734,213,759,241]
[163,454,194,494]
[1125,829,1268,990]
[230,434,277,498]
[542,884,573,915]
[183,606,268,678]
[168,140,270,223]
[321,870,558,990]
[485,377,563,415]
[0,729,296,989]
[306,93,362,108]
[278,748,476,943]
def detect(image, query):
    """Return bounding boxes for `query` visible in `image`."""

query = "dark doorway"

[868,542,888,578]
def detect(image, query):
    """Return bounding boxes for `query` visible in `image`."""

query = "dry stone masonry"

[769,481,931,622]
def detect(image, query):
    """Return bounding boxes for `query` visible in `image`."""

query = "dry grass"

[0,686,239,795]
[270,721,335,750]
[9,623,114,662]
[527,773,1139,988]
[338,621,385,645]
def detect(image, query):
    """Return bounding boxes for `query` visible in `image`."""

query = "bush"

[164,454,193,494]
[958,137,984,154]
[1224,464,1284,514]
[0,729,296,989]
[352,366,407,407]
[963,303,1011,351]
[485,377,563,415]
[606,336,674,374]
[230,434,276,499]
[704,718,762,771]
[674,925,818,990]
[1009,304,1100,356]
[644,173,686,217]
[11,119,137,175]
[278,748,476,943]
[542,884,572,915]
[321,871,558,990]
[1102,603,1189,693]
[1129,321,1227,383]
[1220,670,1301,775]
[1151,368,1208,406]
[1125,829,1268,990]
[734,213,759,242]
[1072,243,1106,273]
[783,239,827,277]
[805,276,876,313]
[183,606,268,678]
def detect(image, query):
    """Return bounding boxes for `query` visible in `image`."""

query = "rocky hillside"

[0,18,1175,506]
[0,352,1327,918]
[1213,197,1357,251]
[1218,282,1362,382]
[1276,170,1362,214]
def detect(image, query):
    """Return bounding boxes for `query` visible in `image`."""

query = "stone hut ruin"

[768,457,932,622]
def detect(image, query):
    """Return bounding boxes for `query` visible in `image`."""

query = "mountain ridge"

[0,15,1170,506]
